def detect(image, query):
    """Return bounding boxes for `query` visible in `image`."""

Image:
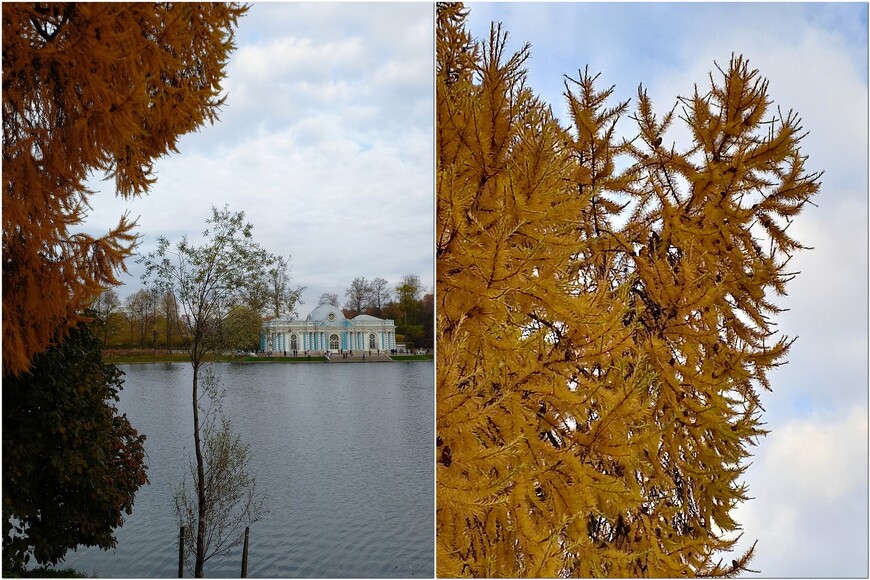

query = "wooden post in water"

[241,526,250,578]
[178,526,185,578]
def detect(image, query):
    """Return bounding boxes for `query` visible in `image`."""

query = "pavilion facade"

[260,298,397,353]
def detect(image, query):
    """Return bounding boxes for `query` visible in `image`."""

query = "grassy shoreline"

[102,351,432,364]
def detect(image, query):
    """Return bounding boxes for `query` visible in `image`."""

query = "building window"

[291,334,298,351]
[329,334,339,350]
[369,333,376,349]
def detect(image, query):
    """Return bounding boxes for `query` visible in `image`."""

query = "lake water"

[61,362,434,578]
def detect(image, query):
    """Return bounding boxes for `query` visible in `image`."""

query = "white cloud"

[765,192,868,405]
[81,3,433,309]
[765,408,867,501]
[732,407,868,576]
[650,9,867,191]
[234,36,365,83]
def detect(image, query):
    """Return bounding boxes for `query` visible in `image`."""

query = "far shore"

[102,349,433,365]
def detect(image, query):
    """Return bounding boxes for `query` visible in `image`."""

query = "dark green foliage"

[12,565,89,578]
[2,319,148,574]
[220,305,263,351]
[382,291,434,349]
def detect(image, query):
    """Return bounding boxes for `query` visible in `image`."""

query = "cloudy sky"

[84,3,434,313]
[74,3,867,575]
[466,2,868,577]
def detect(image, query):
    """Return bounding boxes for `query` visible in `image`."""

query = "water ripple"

[60,362,434,578]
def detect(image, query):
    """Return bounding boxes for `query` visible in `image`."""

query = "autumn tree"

[436,4,820,577]
[91,288,121,346]
[395,291,434,351]
[124,290,146,348]
[397,273,424,302]
[437,9,623,575]
[140,206,273,577]
[2,2,246,376]
[125,288,158,348]
[396,273,424,326]
[160,290,180,352]
[2,318,147,574]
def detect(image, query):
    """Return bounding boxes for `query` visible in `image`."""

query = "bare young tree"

[344,276,373,316]
[125,289,155,348]
[318,292,339,308]
[175,368,266,576]
[140,206,274,577]
[91,289,121,346]
[369,277,392,316]
[264,256,304,319]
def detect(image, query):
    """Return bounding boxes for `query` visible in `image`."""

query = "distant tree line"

[339,274,433,350]
[92,255,303,353]
[92,272,432,351]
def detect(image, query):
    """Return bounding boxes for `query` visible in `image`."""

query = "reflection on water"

[62,362,434,578]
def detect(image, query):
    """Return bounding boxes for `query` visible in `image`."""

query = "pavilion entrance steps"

[327,352,393,363]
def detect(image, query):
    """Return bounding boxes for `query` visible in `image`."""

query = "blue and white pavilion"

[260,298,397,353]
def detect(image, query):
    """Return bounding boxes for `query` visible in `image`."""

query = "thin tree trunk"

[167,312,172,354]
[99,305,109,347]
[192,362,207,577]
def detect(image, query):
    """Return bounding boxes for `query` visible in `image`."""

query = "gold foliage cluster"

[2,2,246,376]
[436,4,820,577]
